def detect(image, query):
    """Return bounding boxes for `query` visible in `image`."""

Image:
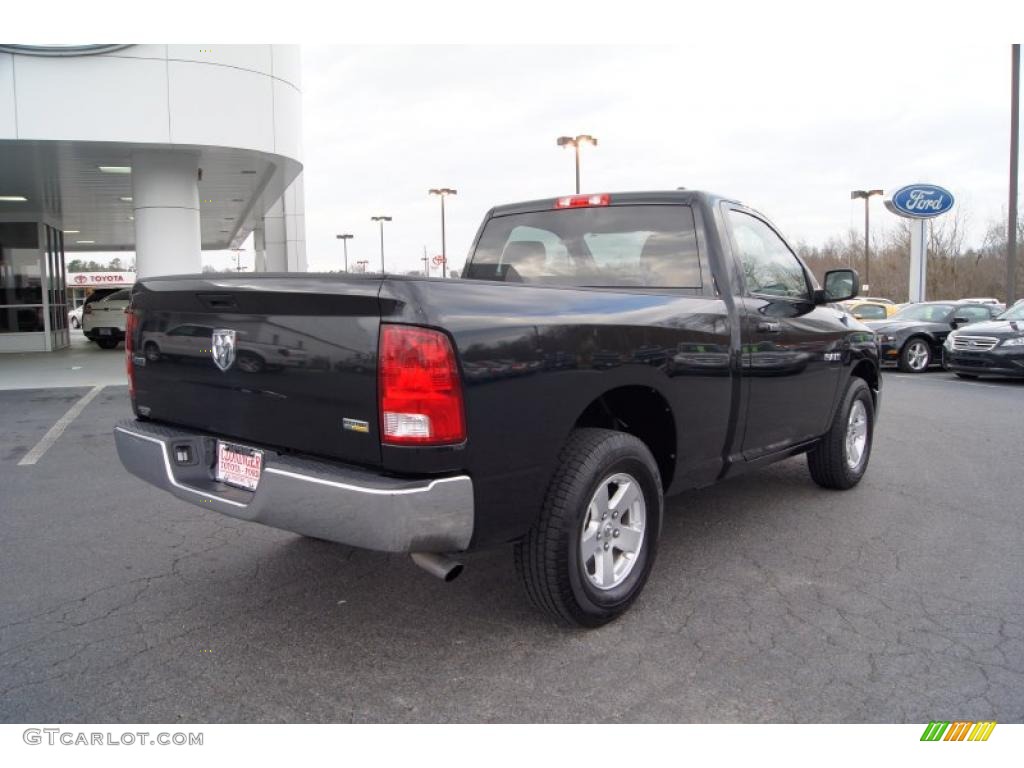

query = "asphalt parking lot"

[1,372,1022,723]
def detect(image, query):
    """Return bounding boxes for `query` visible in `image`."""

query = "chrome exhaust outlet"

[410,552,464,582]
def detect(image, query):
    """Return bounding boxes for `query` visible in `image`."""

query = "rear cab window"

[465,205,704,291]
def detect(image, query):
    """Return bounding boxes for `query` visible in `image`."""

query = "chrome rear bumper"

[113,419,474,553]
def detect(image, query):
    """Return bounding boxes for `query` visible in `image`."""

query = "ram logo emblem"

[211,329,237,372]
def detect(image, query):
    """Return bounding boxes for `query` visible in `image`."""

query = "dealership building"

[0,44,306,353]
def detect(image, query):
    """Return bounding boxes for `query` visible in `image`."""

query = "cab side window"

[727,210,809,300]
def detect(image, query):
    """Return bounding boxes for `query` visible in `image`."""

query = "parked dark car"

[865,301,1003,372]
[114,190,880,627]
[943,301,1024,379]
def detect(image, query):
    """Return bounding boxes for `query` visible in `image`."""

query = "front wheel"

[807,377,875,490]
[514,428,663,628]
[898,338,931,372]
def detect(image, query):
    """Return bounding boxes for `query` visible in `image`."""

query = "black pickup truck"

[115,190,880,627]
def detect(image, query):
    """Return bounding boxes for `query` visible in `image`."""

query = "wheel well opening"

[851,360,879,403]
[574,386,676,490]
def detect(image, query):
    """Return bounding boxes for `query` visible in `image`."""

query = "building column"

[283,175,307,272]
[258,175,306,273]
[262,198,288,271]
[131,150,201,279]
[253,222,267,272]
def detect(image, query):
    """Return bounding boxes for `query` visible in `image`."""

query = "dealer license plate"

[215,441,263,491]
[99,328,112,336]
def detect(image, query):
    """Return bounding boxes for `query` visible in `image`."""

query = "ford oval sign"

[887,184,955,219]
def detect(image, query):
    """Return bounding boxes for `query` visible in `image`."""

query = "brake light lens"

[379,325,465,445]
[554,193,610,209]
[125,308,138,400]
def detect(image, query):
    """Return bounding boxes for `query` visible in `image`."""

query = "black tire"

[144,342,161,362]
[95,338,119,350]
[70,317,81,329]
[807,377,874,490]
[955,373,979,380]
[897,337,931,372]
[514,428,663,628]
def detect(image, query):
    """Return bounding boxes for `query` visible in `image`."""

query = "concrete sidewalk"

[0,334,127,390]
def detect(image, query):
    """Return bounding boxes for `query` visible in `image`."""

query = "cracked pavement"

[0,374,1022,722]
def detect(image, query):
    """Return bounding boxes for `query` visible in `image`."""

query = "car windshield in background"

[465,205,702,288]
[892,304,954,322]
[998,304,1024,321]
[103,289,131,302]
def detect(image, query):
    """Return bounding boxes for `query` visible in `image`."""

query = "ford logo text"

[887,184,955,219]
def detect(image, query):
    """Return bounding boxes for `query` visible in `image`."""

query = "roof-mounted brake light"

[554,194,610,209]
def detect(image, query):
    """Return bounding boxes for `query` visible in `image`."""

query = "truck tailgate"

[129,275,383,466]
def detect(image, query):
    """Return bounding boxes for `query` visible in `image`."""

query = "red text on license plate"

[216,442,262,490]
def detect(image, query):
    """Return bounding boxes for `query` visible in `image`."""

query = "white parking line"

[886,374,1021,391]
[17,385,105,466]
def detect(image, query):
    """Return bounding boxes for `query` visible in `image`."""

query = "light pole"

[851,189,884,289]
[335,233,353,273]
[1009,43,1020,305]
[429,188,457,278]
[556,134,598,193]
[371,215,391,274]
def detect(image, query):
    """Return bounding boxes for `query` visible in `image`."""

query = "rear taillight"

[379,324,465,445]
[554,193,610,209]
[125,309,138,400]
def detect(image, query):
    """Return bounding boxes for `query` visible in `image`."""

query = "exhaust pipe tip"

[411,552,464,582]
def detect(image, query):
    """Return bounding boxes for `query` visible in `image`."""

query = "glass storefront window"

[0,223,68,347]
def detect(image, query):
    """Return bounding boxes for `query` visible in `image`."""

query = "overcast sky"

[189,41,1018,275]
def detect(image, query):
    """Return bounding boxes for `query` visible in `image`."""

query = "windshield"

[891,303,954,322]
[465,205,703,288]
[998,303,1024,321]
[102,289,131,302]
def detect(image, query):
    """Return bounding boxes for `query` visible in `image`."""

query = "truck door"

[724,207,848,458]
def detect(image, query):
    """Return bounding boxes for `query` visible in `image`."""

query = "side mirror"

[951,316,969,328]
[818,269,860,304]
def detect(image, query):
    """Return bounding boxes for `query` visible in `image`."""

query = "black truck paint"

[117,190,880,625]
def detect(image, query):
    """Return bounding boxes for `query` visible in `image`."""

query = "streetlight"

[335,233,354,273]
[851,189,884,289]
[556,134,598,194]
[428,188,457,278]
[371,215,392,274]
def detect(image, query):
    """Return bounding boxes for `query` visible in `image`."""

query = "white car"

[82,288,131,349]
[140,323,309,372]
[68,305,83,329]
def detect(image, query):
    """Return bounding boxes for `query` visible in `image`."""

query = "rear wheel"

[514,428,663,628]
[144,342,161,362]
[95,338,119,350]
[898,338,931,372]
[807,377,874,490]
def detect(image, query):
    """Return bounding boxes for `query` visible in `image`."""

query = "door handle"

[757,321,781,333]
